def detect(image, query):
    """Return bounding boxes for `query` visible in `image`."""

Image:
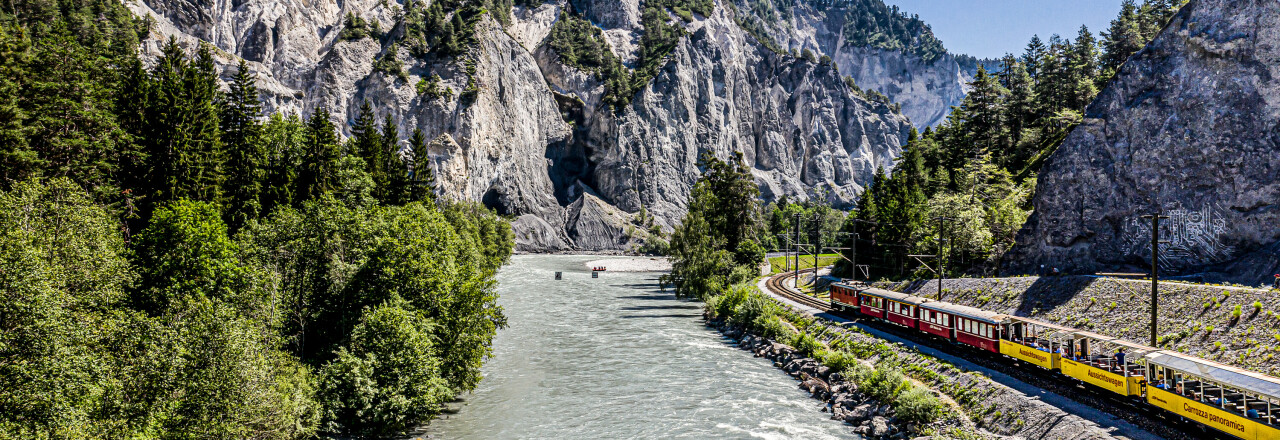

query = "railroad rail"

[764,268,830,311]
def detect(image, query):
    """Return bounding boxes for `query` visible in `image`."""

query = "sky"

[882,0,1126,59]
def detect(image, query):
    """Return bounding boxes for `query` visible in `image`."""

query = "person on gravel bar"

[1274,274,1279,290]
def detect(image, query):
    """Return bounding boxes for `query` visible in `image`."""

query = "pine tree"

[350,101,381,160]
[185,45,226,204]
[1022,35,1046,81]
[1102,0,1144,75]
[0,25,35,186]
[1033,35,1069,117]
[1068,25,1100,109]
[296,107,340,203]
[406,128,436,204]
[261,112,304,215]
[960,65,1008,160]
[377,113,399,204]
[998,58,1037,170]
[220,61,265,230]
[130,39,225,218]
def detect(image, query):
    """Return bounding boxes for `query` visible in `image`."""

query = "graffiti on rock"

[1126,202,1234,271]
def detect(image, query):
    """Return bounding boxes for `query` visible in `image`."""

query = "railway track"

[763,268,830,311]
[760,270,1229,440]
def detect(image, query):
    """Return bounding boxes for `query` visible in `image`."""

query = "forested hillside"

[841,0,1185,279]
[0,0,513,437]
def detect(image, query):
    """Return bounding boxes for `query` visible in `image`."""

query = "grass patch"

[768,253,841,274]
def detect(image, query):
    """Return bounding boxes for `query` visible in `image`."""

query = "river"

[422,255,855,439]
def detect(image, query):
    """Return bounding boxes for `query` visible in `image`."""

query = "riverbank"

[583,256,672,272]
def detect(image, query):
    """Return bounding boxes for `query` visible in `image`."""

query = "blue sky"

[882,0,1126,59]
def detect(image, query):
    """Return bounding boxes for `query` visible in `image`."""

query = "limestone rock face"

[1006,0,1280,285]
[730,1,971,129]
[582,6,912,231]
[131,0,914,252]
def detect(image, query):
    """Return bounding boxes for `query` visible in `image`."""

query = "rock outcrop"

[129,0,915,251]
[730,1,971,129]
[1006,0,1280,285]
[580,6,913,231]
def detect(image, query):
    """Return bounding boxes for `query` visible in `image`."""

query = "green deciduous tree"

[317,298,450,437]
[665,152,763,299]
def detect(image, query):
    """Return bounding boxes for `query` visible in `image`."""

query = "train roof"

[1147,351,1280,401]
[920,301,1009,324]
[1070,330,1160,355]
[1007,315,1075,331]
[858,287,932,305]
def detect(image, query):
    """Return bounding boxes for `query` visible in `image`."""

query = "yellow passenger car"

[1000,317,1071,371]
[1146,351,1280,440]
[1059,331,1152,397]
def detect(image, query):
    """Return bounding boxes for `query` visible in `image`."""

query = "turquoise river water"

[421,255,855,439]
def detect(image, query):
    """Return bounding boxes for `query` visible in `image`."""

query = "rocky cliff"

[128,0,914,252]
[1006,0,1280,285]
[730,0,971,129]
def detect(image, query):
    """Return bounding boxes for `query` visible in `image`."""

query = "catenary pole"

[1142,212,1169,347]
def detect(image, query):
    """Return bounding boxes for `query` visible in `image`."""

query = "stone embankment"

[706,312,1124,440]
[880,276,1280,375]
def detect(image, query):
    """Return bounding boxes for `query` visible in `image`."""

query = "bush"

[1233,304,1243,318]
[416,74,451,100]
[895,386,943,425]
[789,331,824,358]
[339,13,373,41]
[638,236,669,255]
[819,349,864,375]
[754,313,793,341]
[1254,301,1263,312]
[373,43,408,81]
[860,366,906,403]
[317,299,452,437]
[707,284,749,320]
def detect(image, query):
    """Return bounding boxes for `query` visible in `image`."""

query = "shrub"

[820,350,863,374]
[1233,304,1243,318]
[339,13,372,40]
[638,236,669,255]
[790,331,824,358]
[1206,325,1216,332]
[895,386,943,425]
[706,284,749,320]
[416,74,450,100]
[860,367,906,403]
[754,313,793,341]
[1254,301,1263,312]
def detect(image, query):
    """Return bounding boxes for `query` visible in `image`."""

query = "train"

[829,283,1280,440]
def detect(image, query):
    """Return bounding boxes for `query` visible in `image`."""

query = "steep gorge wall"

[130,0,912,252]
[1006,0,1280,285]
[730,1,971,129]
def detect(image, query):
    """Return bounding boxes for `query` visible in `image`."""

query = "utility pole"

[1141,212,1170,347]
[849,226,859,283]
[813,213,822,281]
[935,216,953,300]
[794,213,801,285]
